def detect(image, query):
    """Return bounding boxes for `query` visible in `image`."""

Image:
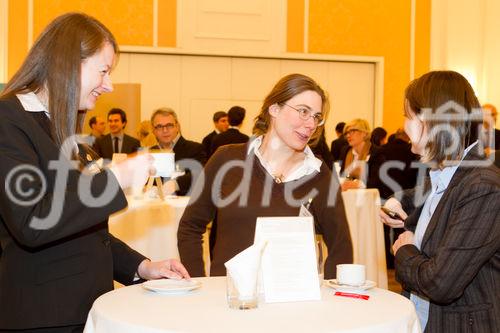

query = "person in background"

[178,73,352,279]
[330,121,348,161]
[202,111,228,158]
[0,13,189,332]
[210,105,249,155]
[93,108,140,160]
[78,115,106,146]
[88,115,106,142]
[367,128,421,269]
[380,71,499,332]
[150,107,207,196]
[338,118,378,191]
[137,120,158,147]
[310,128,333,170]
[481,103,500,154]
[370,126,388,147]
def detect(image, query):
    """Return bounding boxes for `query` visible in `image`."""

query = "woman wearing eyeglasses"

[178,73,353,279]
[338,118,379,191]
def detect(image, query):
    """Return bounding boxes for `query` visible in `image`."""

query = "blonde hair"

[344,118,371,141]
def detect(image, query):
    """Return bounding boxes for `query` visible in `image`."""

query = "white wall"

[431,0,500,127]
[112,53,376,144]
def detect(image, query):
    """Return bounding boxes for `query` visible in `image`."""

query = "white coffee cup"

[336,264,366,286]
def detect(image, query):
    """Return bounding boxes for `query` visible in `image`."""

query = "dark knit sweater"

[178,143,353,279]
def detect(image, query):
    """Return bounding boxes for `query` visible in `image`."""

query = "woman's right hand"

[109,152,155,189]
[379,197,408,228]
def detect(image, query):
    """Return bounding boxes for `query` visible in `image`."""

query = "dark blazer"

[494,128,500,150]
[93,133,140,160]
[338,143,380,179]
[201,130,217,158]
[210,128,249,155]
[395,148,500,333]
[330,136,348,161]
[310,134,333,170]
[367,139,421,199]
[0,96,145,329]
[151,136,207,195]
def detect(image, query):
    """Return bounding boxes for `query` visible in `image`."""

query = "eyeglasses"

[153,123,175,131]
[344,129,360,136]
[283,103,325,126]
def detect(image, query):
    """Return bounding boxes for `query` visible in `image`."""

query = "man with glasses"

[150,107,207,195]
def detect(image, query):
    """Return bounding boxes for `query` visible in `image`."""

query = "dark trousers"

[0,325,84,333]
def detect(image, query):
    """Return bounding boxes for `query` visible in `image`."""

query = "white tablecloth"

[341,189,387,289]
[84,277,420,333]
[110,191,387,289]
[109,196,190,261]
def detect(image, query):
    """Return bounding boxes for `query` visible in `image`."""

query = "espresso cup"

[336,264,366,286]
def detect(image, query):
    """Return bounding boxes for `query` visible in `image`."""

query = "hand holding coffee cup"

[336,264,366,287]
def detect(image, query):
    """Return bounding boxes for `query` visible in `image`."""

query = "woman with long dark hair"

[0,13,189,332]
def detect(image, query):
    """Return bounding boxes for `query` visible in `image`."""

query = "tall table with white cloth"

[108,196,190,261]
[341,189,387,289]
[84,277,420,333]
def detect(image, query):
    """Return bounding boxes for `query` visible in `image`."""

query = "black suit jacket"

[151,136,207,195]
[202,130,217,158]
[395,148,500,333]
[367,139,421,199]
[210,128,249,156]
[330,136,348,161]
[0,96,145,329]
[93,133,140,160]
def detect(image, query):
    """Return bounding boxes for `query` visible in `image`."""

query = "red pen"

[334,291,370,300]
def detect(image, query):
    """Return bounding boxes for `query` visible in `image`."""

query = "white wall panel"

[178,0,286,56]
[113,54,377,145]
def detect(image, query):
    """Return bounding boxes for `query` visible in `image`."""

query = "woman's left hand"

[393,231,415,255]
[137,258,191,280]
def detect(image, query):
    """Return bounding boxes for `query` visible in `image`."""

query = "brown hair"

[1,12,118,148]
[404,70,482,166]
[253,73,329,144]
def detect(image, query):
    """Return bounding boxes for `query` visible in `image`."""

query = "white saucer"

[142,279,201,294]
[324,279,376,292]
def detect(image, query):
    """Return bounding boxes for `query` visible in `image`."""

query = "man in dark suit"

[367,128,421,269]
[93,108,140,160]
[330,122,349,161]
[211,105,249,155]
[202,111,228,158]
[482,103,500,153]
[150,107,207,195]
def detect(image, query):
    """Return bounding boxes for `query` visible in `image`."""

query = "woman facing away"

[0,13,189,332]
[380,71,499,332]
[178,73,353,279]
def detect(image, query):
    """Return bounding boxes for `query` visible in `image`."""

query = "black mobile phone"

[381,207,405,221]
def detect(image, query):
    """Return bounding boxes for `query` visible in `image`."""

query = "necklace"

[273,174,284,183]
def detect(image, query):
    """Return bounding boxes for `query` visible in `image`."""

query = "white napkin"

[224,241,267,299]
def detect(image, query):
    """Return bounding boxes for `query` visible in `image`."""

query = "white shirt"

[16,91,79,156]
[16,91,49,116]
[247,135,322,183]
